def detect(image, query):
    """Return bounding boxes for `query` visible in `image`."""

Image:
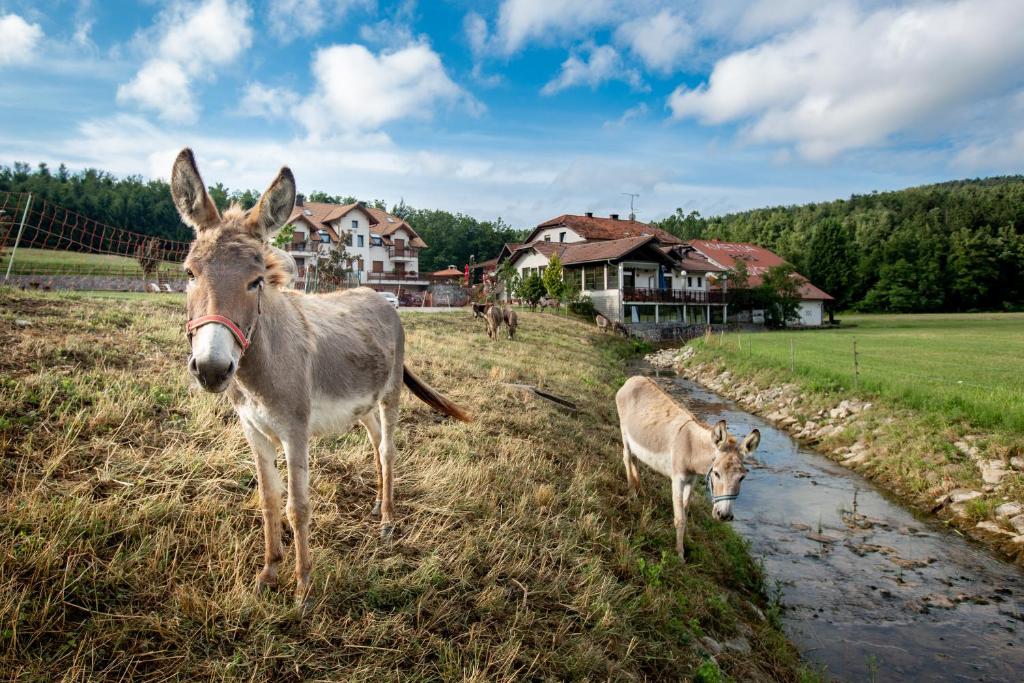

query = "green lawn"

[698,313,1024,432]
[1,247,182,277]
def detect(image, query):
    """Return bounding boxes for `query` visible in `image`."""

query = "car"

[379,291,399,308]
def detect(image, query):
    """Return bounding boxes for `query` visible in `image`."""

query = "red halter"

[185,283,262,355]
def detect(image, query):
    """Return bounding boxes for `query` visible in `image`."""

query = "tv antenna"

[621,192,639,220]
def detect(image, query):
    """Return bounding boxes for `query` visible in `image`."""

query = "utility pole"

[621,192,639,221]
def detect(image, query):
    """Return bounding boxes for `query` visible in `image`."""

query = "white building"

[497,213,833,328]
[276,196,429,293]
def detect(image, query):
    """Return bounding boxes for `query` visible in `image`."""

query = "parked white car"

[379,291,399,308]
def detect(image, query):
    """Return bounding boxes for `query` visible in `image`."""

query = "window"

[351,219,358,229]
[625,305,656,323]
[687,276,693,288]
[697,277,703,288]
[559,231,566,242]
[357,235,365,248]
[371,236,383,247]
[623,269,635,289]
[584,266,601,290]
[544,235,551,242]
[664,275,672,290]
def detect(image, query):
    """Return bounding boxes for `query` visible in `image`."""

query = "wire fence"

[1,191,192,285]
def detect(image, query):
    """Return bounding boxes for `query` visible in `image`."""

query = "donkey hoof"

[379,523,396,539]
[256,571,278,593]
[370,500,382,518]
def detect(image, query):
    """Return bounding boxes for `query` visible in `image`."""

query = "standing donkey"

[484,304,504,339]
[616,376,759,561]
[173,149,471,607]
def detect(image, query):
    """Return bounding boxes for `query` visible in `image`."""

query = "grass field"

[1,247,182,277]
[0,287,810,681]
[699,313,1024,432]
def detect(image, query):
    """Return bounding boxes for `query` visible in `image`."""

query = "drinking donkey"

[173,148,471,606]
[616,376,760,561]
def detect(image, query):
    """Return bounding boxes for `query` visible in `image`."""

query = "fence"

[1,191,193,291]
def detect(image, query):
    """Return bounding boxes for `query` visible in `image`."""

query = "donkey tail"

[403,365,473,422]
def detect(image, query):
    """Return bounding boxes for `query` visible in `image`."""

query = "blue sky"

[1,0,1023,228]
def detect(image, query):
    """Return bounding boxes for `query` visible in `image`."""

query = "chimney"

[295,193,305,207]
[585,211,593,218]
[610,213,619,220]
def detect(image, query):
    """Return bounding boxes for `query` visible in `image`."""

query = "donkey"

[503,306,518,340]
[596,313,610,333]
[615,376,760,561]
[484,304,503,339]
[471,302,488,319]
[172,148,471,606]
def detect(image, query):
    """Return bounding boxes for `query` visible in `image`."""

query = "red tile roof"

[527,214,683,245]
[432,267,464,277]
[688,240,833,301]
[286,201,427,248]
[509,236,676,267]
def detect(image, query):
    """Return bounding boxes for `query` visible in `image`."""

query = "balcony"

[281,241,316,253]
[365,271,428,284]
[388,246,419,259]
[623,287,730,304]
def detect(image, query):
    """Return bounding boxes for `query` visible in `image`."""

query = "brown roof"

[526,214,683,245]
[286,201,427,249]
[688,239,833,301]
[432,266,464,277]
[509,236,676,267]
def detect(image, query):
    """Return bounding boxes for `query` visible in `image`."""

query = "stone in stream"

[995,502,1023,519]
[975,521,1016,538]
[934,489,983,507]
[979,460,1009,485]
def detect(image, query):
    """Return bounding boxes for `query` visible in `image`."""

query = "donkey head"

[172,148,295,393]
[707,420,760,521]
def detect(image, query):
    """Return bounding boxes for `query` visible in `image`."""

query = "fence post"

[852,337,860,391]
[3,193,33,283]
[790,337,795,373]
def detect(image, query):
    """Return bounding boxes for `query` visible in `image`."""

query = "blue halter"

[706,464,738,504]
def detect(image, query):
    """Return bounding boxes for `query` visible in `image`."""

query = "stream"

[650,371,1024,682]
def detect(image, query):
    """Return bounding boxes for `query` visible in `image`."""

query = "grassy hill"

[0,288,811,681]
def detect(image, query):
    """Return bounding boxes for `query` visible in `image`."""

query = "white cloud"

[238,82,298,120]
[359,0,416,46]
[541,44,643,95]
[267,0,371,42]
[696,0,826,43]
[464,11,488,57]
[0,13,44,66]
[615,9,693,73]
[669,0,1024,160]
[296,42,480,136]
[496,0,618,54]
[117,0,253,123]
[603,103,649,129]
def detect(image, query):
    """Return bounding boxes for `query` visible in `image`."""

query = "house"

[687,240,833,326]
[498,212,832,328]
[275,195,429,293]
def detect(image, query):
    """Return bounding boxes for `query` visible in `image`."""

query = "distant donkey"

[616,376,760,561]
[484,303,503,339]
[172,148,471,609]
[503,306,518,340]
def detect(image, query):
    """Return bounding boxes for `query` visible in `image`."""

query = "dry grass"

[0,288,808,681]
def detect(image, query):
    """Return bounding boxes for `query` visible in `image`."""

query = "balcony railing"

[281,241,315,253]
[388,246,419,259]
[623,287,731,304]
[366,271,427,283]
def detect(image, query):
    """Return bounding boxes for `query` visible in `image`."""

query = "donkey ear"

[246,167,296,239]
[170,148,220,232]
[711,420,728,447]
[741,429,761,455]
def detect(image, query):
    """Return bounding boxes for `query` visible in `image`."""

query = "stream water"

[650,372,1023,682]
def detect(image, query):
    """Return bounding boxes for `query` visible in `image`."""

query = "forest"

[655,177,1024,313]
[4,161,1023,313]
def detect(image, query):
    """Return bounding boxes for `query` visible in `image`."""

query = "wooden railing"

[388,246,419,258]
[365,271,427,282]
[622,287,730,304]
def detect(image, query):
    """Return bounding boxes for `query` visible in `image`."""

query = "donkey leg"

[377,396,400,537]
[242,420,284,591]
[359,412,384,517]
[672,476,693,562]
[283,435,313,605]
[621,435,639,496]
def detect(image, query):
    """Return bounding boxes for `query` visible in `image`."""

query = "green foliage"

[517,273,546,306]
[271,223,295,249]
[758,264,802,328]
[542,254,565,299]
[653,176,1024,313]
[404,209,527,273]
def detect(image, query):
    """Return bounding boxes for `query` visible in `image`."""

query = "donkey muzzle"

[188,324,240,393]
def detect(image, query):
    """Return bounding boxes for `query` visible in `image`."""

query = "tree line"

[655,177,1024,313]
[0,162,526,273]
